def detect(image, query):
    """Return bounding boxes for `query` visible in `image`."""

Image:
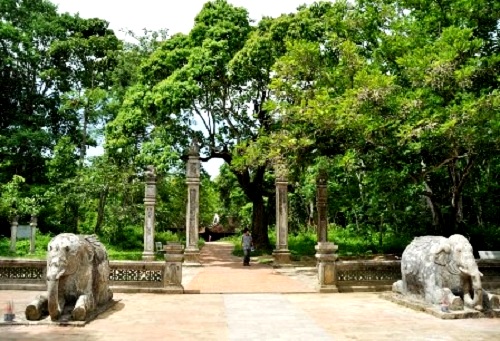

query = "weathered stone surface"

[143,165,157,261]
[9,217,18,252]
[273,167,290,265]
[25,233,113,321]
[316,169,328,243]
[185,139,201,264]
[164,242,184,289]
[381,292,498,319]
[393,234,499,313]
[315,242,339,293]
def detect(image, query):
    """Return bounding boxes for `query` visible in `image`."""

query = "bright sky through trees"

[51,0,318,176]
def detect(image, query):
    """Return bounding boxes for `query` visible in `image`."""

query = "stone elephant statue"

[25,233,113,321]
[393,234,498,311]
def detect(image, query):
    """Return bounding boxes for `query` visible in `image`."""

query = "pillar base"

[315,242,339,292]
[165,262,183,287]
[142,251,155,261]
[318,285,339,293]
[184,249,201,266]
[272,250,291,265]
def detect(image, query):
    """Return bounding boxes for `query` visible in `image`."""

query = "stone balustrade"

[1,258,499,293]
[0,258,184,293]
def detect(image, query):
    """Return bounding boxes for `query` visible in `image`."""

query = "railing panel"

[1,258,499,292]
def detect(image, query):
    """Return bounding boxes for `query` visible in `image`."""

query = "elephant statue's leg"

[439,288,463,311]
[72,294,92,321]
[25,295,48,320]
[392,280,405,294]
[449,296,464,311]
[484,292,500,310]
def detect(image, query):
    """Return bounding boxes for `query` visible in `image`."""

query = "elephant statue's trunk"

[460,267,483,311]
[470,272,483,311]
[47,279,60,320]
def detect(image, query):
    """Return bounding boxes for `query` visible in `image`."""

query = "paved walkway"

[1,242,500,340]
[183,242,316,293]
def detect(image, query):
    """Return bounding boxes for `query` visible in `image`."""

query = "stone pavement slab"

[225,294,331,340]
[1,290,499,341]
[184,242,316,293]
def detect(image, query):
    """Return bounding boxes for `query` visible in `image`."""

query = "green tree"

[0,0,122,183]
[0,0,64,184]
[51,16,121,163]
[110,0,357,248]
[269,0,500,241]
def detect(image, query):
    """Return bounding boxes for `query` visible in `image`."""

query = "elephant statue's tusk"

[458,266,470,276]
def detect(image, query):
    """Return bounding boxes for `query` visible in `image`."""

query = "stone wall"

[478,260,500,292]
[0,259,182,293]
[0,258,45,291]
[336,260,401,292]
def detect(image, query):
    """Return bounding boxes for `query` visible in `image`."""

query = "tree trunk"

[448,156,474,235]
[94,185,109,235]
[251,195,270,250]
[80,108,87,163]
[232,164,271,249]
[423,180,444,235]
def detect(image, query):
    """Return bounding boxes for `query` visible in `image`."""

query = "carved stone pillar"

[184,140,201,265]
[10,216,18,252]
[316,169,328,243]
[142,166,157,261]
[29,215,37,254]
[315,242,339,293]
[164,242,184,293]
[273,166,291,265]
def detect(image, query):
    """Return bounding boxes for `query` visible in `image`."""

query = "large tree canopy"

[270,0,500,240]
[0,0,121,184]
[2,0,500,253]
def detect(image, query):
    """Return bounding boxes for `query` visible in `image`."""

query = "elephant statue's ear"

[431,242,451,266]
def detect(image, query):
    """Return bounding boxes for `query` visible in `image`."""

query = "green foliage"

[1,0,499,257]
[0,233,53,259]
[288,231,317,257]
[0,175,26,219]
[155,230,184,244]
[0,175,46,221]
[0,232,187,261]
[330,225,411,257]
[101,225,143,250]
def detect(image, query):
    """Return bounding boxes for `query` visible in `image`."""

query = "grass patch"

[0,234,178,261]
[330,226,409,257]
[0,234,52,259]
[224,225,409,260]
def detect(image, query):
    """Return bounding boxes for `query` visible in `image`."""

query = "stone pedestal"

[315,242,339,293]
[185,140,201,265]
[29,216,37,254]
[316,169,328,243]
[273,169,291,265]
[9,217,18,252]
[164,242,184,292]
[142,166,157,261]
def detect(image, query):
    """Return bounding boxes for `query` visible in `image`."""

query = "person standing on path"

[241,228,253,266]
